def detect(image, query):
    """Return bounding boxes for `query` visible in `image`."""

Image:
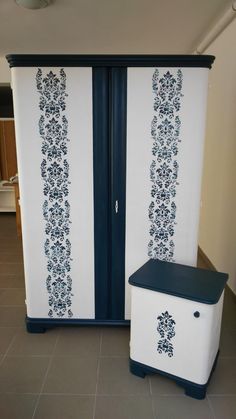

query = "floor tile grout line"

[1,391,96,396]
[148,376,157,419]
[0,325,22,367]
[1,354,138,359]
[31,332,60,419]
[206,392,236,396]
[99,355,129,358]
[206,394,217,419]
[0,391,189,396]
[40,392,154,396]
[148,376,152,396]
[3,354,57,358]
[4,391,220,397]
[148,393,236,397]
[92,329,103,419]
[208,394,236,398]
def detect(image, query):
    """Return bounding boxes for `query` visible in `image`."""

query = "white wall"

[0,57,11,83]
[199,18,236,294]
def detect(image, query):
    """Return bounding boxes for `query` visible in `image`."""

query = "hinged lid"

[129,259,228,304]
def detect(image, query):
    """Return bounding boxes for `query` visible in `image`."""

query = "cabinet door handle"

[194,311,200,318]
[115,200,119,214]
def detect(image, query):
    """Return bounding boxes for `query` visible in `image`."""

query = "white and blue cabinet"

[129,260,228,399]
[6,55,214,330]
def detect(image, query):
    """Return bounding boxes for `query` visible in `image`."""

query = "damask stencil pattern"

[36,68,73,318]
[148,69,183,261]
[157,311,176,357]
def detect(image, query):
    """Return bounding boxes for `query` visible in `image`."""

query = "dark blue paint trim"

[109,68,127,320]
[93,68,110,319]
[130,351,219,400]
[26,316,130,333]
[93,67,127,320]
[6,54,215,68]
[129,259,228,304]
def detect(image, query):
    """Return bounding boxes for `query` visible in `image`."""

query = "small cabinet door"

[130,286,223,384]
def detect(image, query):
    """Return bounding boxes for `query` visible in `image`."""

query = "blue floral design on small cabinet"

[157,311,176,357]
[36,68,73,318]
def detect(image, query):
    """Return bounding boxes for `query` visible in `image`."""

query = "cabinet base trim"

[25,316,130,333]
[130,351,219,400]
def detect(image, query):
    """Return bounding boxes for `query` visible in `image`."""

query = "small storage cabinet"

[129,259,228,399]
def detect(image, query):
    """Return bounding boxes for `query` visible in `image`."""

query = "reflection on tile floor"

[0,213,235,419]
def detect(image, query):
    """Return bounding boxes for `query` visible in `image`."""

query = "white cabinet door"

[125,67,209,319]
[12,67,95,319]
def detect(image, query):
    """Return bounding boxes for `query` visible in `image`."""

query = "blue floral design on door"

[148,69,183,261]
[157,311,176,357]
[36,68,73,318]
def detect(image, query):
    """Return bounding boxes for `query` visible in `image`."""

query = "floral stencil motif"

[148,69,183,261]
[157,311,176,357]
[157,339,174,357]
[36,68,73,318]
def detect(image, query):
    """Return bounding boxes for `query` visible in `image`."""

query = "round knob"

[194,311,200,318]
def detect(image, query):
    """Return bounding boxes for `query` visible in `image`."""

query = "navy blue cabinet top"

[6,54,215,68]
[129,259,228,304]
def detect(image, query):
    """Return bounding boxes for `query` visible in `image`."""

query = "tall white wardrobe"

[6,55,214,332]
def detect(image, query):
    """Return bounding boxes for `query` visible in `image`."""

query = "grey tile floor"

[0,213,235,418]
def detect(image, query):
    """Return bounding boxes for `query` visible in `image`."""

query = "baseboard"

[198,246,216,271]
[25,316,130,333]
[198,246,236,300]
